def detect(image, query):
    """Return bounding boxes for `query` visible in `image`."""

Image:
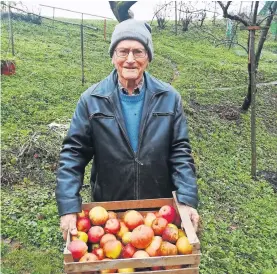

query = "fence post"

[104,19,107,41]
[249,29,256,179]
[8,4,15,56]
[80,23,85,85]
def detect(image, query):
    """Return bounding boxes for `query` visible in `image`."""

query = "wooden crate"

[64,191,201,274]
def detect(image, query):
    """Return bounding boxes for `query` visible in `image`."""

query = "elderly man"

[56,19,199,240]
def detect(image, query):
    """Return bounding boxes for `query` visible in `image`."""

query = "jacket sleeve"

[55,94,94,216]
[169,94,198,208]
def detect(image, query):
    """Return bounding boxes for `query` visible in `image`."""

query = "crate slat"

[82,198,173,211]
[64,253,201,273]
[172,192,200,250]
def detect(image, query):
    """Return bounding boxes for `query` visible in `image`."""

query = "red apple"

[162,226,179,244]
[76,217,91,232]
[72,231,88,243]
[117,221,129,239]
[88,226,105,243]
[108,211,117,219]
[144,212,156,227]
[123,210,144,230]
[93,247,105,260]
[151,217,168,236]
[174,214,182,227]
[158,241,178,256]
[89,206,109,226]
[131,224,154,249]
[121,243,137,258]
[79,252,98,262]
[145,236,162,257]
[100,233,117,248]
[159,205,176,224]
[104,218,120,235]
[68,239,88,261]
[103,240,122,259]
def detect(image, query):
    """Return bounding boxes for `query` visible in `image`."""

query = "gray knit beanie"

[109,19,154,62]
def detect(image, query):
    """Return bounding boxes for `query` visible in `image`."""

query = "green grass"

[1,18,277,274]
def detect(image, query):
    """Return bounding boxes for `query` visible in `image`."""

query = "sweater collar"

[118,77,144,96]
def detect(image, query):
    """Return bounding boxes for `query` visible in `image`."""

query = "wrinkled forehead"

[116,40,145,49]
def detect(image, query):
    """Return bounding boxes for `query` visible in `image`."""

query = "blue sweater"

[119,89,145,152]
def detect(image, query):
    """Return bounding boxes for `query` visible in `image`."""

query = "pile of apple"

[68,205,193,272]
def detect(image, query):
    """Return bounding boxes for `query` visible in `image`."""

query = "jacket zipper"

[135,91,164,199]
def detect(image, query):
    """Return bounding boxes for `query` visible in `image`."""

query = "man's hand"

[60,213,78,241]
[182,205,200,232]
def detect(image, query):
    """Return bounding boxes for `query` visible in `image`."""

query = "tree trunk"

[241,1,277,111]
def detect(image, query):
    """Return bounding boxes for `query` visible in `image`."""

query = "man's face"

[112,40,149,82]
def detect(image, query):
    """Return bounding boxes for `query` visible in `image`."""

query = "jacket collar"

[90,69,171,98]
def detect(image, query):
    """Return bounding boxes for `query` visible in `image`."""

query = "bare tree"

[218,1,277,111]
[178,2,196,31]
[151,1,174,29]
[109,1,137,22]
[178,1,212,31]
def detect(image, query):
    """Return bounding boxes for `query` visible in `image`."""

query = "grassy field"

[1,17,277,274]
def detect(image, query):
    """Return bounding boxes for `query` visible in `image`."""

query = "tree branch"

[217,1,249,26]
[256,1,277,68]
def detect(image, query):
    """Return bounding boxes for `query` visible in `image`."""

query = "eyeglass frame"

[114,47,148,59]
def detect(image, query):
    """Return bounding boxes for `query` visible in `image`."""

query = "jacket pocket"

[89,112,114,120]
[152,112,174,117]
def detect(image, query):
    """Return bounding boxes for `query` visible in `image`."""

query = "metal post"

[175,1,177,35]
[8,4,15,56]
[80,23,85,85]
[249,29,256,179]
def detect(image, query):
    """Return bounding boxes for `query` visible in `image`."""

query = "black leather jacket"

[56,70,198,216]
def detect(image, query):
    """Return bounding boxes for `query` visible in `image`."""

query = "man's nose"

[126,51,135,62]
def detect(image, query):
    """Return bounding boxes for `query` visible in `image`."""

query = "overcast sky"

[21,1,256,21]
[23,0,161,20]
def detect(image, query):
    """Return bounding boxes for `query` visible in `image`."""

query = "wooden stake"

[80,23,85,86]
[249,29,256,179]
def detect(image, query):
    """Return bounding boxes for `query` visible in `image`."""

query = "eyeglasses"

[114,48,147,59]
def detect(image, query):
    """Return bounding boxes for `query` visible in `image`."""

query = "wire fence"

[1,3,116,85]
